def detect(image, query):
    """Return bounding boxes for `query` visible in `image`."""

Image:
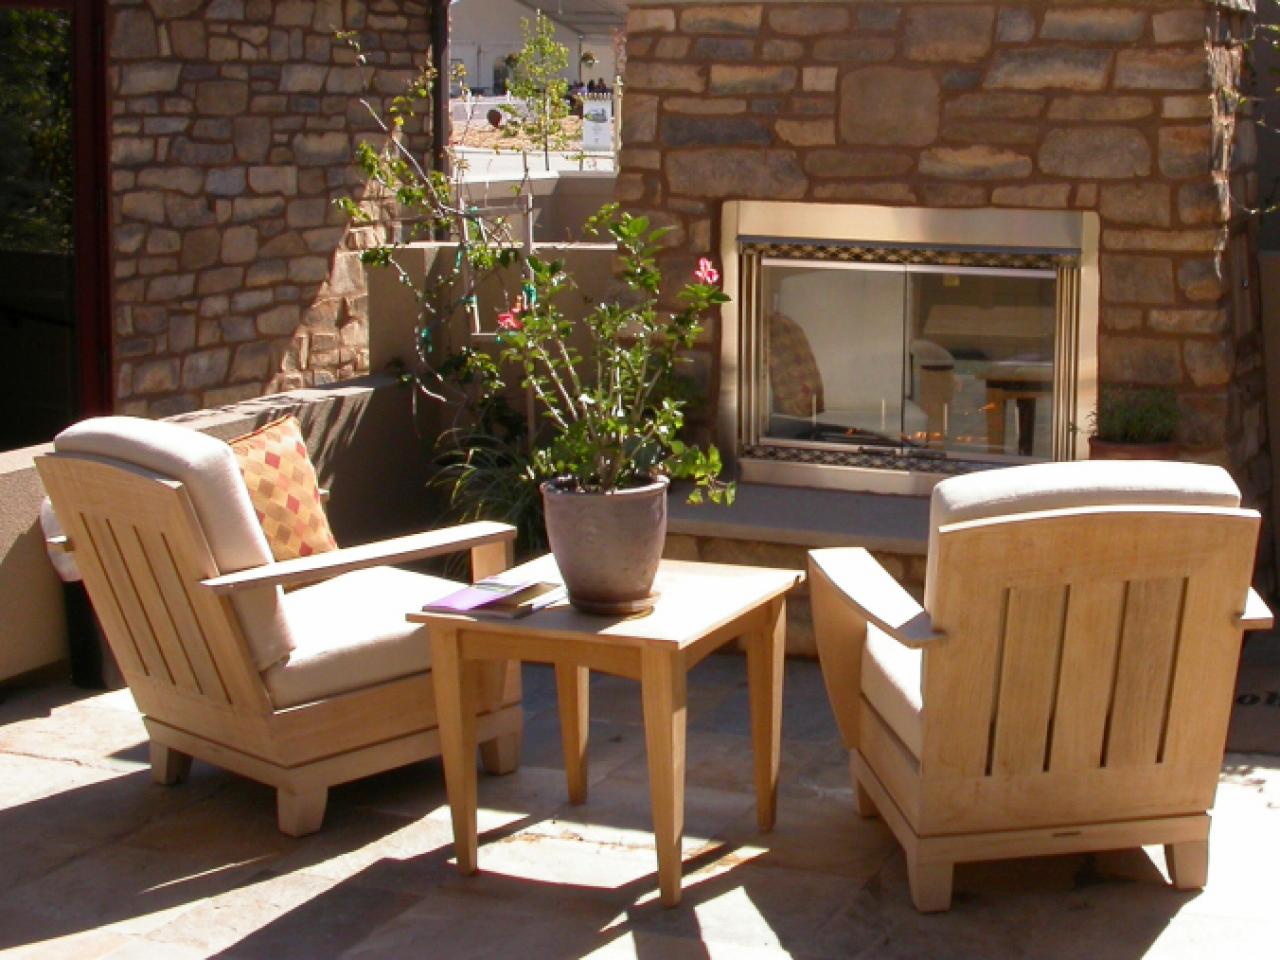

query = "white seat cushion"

[263,566,459,709]
[861,624,923,758]
[55,416,295,669]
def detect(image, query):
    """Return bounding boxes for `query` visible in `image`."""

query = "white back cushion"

[926,460,1242,608]
[54,416,295,669]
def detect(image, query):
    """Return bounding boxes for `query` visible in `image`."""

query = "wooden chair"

[809,460,1273,912]
[37,416,523,836]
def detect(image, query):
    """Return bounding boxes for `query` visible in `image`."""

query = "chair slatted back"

[919,504,1258,834]
[38,453,272,717]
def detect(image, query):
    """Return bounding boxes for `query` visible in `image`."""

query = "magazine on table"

[423,576,565,619]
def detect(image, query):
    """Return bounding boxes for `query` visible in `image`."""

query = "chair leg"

[1165,840,1209,890]
[277,787,328,837]
[480,730,522,775]
[908,858,954,913]
[149,741,192,786]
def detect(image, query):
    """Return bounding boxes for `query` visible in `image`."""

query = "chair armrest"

[1236,587,1274,631]
[808,547,944,649]
[46,535,72,554]
[201,521,516,596]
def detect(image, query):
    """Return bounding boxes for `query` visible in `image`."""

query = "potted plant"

[478,205,732,613]
[1088,386,1181,460]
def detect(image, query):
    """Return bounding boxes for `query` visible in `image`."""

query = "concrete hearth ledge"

[668,482,929,556]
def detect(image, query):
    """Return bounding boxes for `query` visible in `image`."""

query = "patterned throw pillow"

[768,312,825,418]
[229,416,337,562]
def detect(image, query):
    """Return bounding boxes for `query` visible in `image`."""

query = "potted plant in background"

[1088,386,1181,460]
[480,204,733,613]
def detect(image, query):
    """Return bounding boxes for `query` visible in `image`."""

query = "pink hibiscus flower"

[693,257,719,285]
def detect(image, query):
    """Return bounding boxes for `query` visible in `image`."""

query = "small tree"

[502,13,570,171]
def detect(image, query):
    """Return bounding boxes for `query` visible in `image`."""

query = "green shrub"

[1091,387,1179,444]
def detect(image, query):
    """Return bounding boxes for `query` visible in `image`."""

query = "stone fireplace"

[619,0,1268,500]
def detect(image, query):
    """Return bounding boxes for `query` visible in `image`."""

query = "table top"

[407,555,803,650]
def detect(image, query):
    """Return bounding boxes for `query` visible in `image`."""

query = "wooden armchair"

[809,460,1273,912]
[37,416,522,836]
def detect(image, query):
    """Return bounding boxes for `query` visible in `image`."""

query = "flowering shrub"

[473,204,734,503]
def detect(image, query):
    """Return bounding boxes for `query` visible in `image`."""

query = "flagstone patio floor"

[0,653,1277,959]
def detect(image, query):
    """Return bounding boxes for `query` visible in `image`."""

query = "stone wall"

[107,0,431,416]
[619,1,1269,516]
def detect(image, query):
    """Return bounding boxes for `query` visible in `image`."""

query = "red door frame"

[1,0,111,417]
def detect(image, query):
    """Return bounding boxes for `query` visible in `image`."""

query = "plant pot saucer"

[568,590,659,617]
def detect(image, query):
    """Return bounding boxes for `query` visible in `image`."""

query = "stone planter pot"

[1087,437,1180,461]
[541,476,669,615]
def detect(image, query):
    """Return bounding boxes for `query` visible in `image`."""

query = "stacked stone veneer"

[619,1,1268,508]
[108,0,430,415]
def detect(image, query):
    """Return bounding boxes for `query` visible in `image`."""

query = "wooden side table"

[408,555,802,907]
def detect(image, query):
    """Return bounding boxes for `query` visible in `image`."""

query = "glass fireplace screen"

[742,243,1080,463]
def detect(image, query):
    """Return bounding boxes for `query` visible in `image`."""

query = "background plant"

[1091,387,1180,444]
[501,13,571,171]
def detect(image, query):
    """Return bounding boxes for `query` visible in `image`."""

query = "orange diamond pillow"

[229,416,337,562]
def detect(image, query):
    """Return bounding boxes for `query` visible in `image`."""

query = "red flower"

[694,257,719,285]
[497,312,522,331]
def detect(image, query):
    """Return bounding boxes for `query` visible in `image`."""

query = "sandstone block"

[181,228,221,271]
[1159,126,1212,178]
[166,195,215,228]
[947,92,1044,119]
[111,137,155,165]
[666,149,806,199]
[1047,96,1154,122]
[802,67,838,93]
[1115,49,1208,91]
[169,20,207,59]
[1041,9,1145,44]
[1179,181,1228,225]
[1150,306,1228,333]
[249,165,299,194]
[150,0,208,18]
[205,167,247,196]
[1104,229,1220,253]
[231,288,273,312]
[681,5,762,34]
[660,116,771,150]
[1101,255,1174,304]
[1100,307,1144,332]
[326,67,363,94]
[769,119,829,148]
[146,229,181,255]
[626,62,705,94]
[918,183,988,206]
[288,255,330,283]
[992,184,1071,208]
[221,226,258,264]
[233,116,272,162]
[231,341,273,381]
[920,145,1031,180]
[1177,392,1228,448]
[220,315,256,340]
[941,120,1037,146]
[120,63,182,96]
[987,49,1111,92]
[769,5,849,35]
[122,191,167,225]
[761,39,804,62]
[182,348,231,389]
[1100,184,1172,227]
[281,63,327,93]
[618,148,661,171]
[1176,262,1227,303]
[652,36,690,60]
[169,314,196,354]
[1040,128,1151,179]
[133,358,180,395]
[665,97,747,116]
[840,68,939,147]
[1184,340,1232,387]
[1153,10,1208,45]
[997,9,1035,43]
[293,131,350,165]
[904,5,995,63]
[802,150,912,178]
[258,304,301,335]
[627,8,676,33]
[709,65,796,95]
[813,36,894,64]
[112,9,159,58]
[208,36,239,61]
[195,80,249,115]
[286,198,331,228]
[1098,336,1182,385]
[198,266,244,295]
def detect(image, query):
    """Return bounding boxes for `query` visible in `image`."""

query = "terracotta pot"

[1087,437,1180,461]
[541,476,669,615]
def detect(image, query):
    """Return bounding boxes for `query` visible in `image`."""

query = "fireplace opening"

[720,202,1098,495]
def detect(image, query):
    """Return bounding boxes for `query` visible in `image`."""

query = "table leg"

[1015,396,1037,456]
[746,598,786,831]
[430,628,480,874]
[556,663,590,804]
[641,647,688,908]
[985,386,1007,454]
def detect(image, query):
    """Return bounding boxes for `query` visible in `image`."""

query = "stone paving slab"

[0,657,1277,958]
